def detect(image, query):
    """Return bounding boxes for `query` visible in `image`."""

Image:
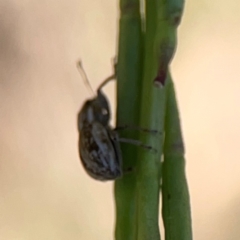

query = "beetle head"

[78,89,111,130]
[93,89,111,125]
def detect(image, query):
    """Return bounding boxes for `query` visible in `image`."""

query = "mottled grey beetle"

[77,61,154,181]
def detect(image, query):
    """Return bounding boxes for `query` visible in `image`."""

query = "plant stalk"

[162,77,192,240]
[114,1,143,240]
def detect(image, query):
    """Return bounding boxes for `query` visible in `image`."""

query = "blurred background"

[0,0,239,239]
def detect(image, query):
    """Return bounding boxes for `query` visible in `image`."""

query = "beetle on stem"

[77,61,156,181]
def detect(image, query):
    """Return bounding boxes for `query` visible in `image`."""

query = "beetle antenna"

[97,74,116,92]
[97,58,116,91]
[77,60,95,96]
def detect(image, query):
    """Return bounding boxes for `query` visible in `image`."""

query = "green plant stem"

[152,0,192,239]
[153,0,184,86]
[115,0,191,239]
[135,1,166,240]
[114,1,143,240]
[162,77,192,240]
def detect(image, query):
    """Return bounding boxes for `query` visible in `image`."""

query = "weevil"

[77,61,155,181]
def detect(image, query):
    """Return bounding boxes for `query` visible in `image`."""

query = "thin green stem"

[114,1,143,240]
[162,77,192,240]
[135,1,166,240]
[151,0,192,239]
[154,0,185,86]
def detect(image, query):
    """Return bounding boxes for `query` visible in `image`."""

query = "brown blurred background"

[0,0,240,239]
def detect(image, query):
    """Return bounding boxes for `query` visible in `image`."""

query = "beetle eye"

[101,108,108,115]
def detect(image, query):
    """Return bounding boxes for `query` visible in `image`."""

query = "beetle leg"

[115,125,161,134]
[118,137,157,153]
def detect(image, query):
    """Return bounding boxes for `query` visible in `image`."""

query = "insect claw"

[123,167,134,174]
[139,144,157,154]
